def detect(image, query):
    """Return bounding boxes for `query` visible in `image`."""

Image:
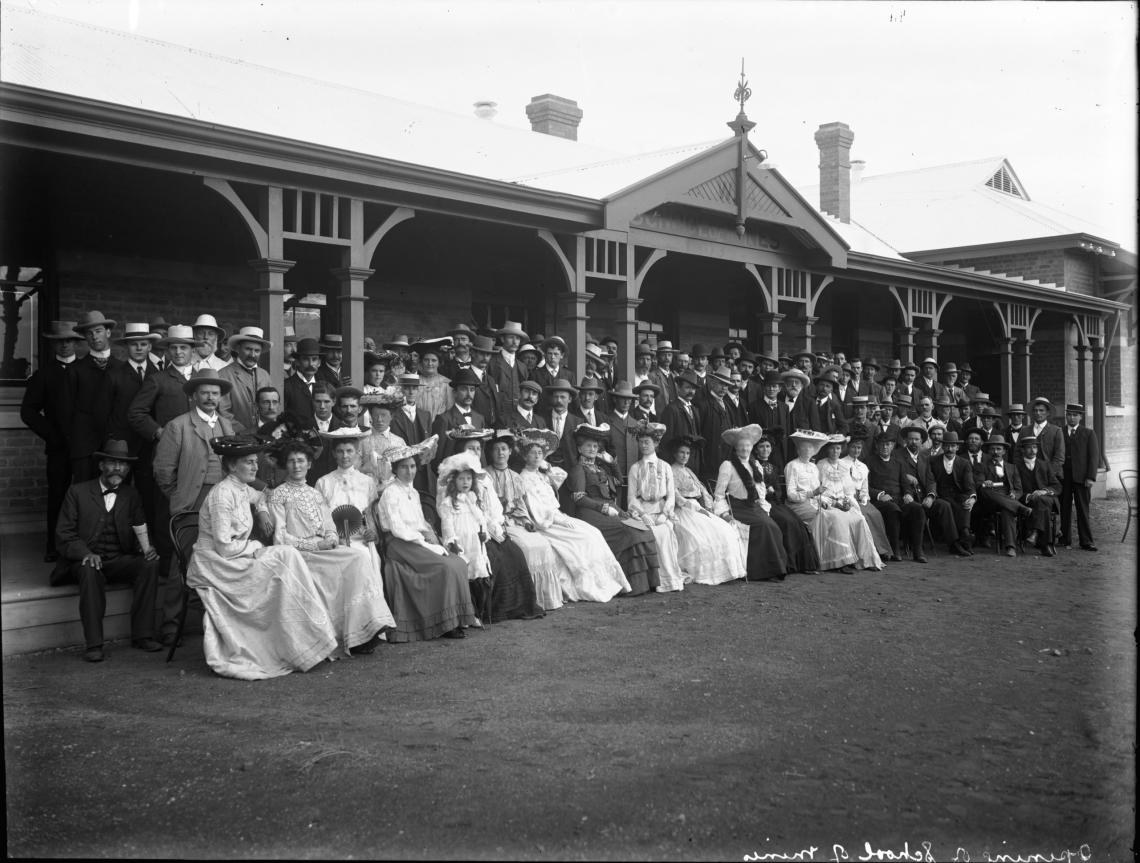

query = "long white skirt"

[294,544,397,653]
[188,543,338,680]
[788,501,883,571]
[673,505,747,585]
[504,525,564,611]
[644,521,685,592]
[537,517,631,603]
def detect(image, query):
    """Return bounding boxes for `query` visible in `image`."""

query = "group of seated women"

[187,416,885,680]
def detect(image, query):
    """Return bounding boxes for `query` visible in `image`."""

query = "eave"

[0,82,605,234]
[905,234,1136,270]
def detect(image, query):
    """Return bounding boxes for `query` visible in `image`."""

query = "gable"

[684,170,792,220]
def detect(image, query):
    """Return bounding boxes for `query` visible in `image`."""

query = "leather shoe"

[1080,544,1098,552]
[132,638,163,652]
[1025,529,1038,546]
[442,627,466,639]
[1004,547,1016,558]
[838,564,856,574]
[888,554,904,563]
[912,555,928,564]
[83,646,105,663]
[951,544,970,558]
[1042,545,1056,558]
[160,632,180,648]
[979,536,994,549]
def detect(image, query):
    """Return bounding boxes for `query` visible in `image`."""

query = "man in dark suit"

[1059,403,1099,551]
[647,340,678,408]
[602,381,640,505]
[529,336,571,397]
[781,369,819,463]
[389,373,434,493]
[975,434,1032,556]
[107,323,162,448]
[698,368,735,481]
[1029,397,1066,481]
[316,334,350,387]
[541,379,582,470]
[928,431,977,556]
[487,320,529,416]
[53,439,162,662]
[501,380,547,436]
[812,370,849,435]
[571,376,606,428]
[630,381,660,422]
[749,370,790,457]
[71,311,124,482]
[660,370,702,478]
[866,431,928,563]
[913,357,950,404]
[22,321,86,561]
[431,369,487,470]
[1015,435,1062,557]
[467,335,500,427]
[893,425,959,556]
[283,337,323,422]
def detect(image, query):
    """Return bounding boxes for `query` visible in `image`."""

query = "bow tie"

[102,486,120,496]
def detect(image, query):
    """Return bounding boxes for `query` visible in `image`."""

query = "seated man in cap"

[218,326,274,434]
[1014,436,1061,556]
[21,321,85,562]
[866,431,928,563]
[52,439,163,662]
[1029,397,1066,481]
[975,435,1033,557]
[1059,403,1099,551]
[929,431,977,556]
[191,314,230,372]
[152,369,241,644]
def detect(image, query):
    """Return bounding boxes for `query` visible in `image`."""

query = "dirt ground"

[4,495,1136,861]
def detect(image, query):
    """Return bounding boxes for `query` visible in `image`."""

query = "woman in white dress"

[410,340,452,420]
[625,421,684,591]
[784,429,880,573]
[668,435,746,585]
[375,437,476,640]
[314,428,390,583]
[483,430,562,612]
[358,391,407,487]
[515,430,630,603]
[838,432,892,559]
[266,435,396,654]
[816,434,883,571]
[185,437,354,680]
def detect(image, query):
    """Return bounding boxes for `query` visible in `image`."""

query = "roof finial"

[734,58,751,115]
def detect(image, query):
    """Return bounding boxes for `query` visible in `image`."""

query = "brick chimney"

[525,94,583,141]
[814,122,855,223]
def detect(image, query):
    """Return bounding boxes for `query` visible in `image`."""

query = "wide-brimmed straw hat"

[1030,396,1055,414]
[114,322,161,344]
[519,428,561,457]
[360,390,404,409]
[226,326,273,350]
[319,427,369,444]
[722,424,765,449]
[517,342,541,358]
[182,368,232,396]
[383,434,439,466]
[157,324,203,349]
[496,321,529,341]
[190,314,225,339]
[319,334,345,351]
[209,434,266,458]
[788,428,830,457]
[629,420,666,442]
[410,337,452,358]
[780,369,810,386]
[571,422,610,443]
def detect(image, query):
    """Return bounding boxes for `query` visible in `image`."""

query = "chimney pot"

[814,122,855,223]
[525,93,583,141]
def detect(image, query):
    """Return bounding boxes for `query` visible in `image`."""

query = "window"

[0,266,43,384]
[284,292,326,342]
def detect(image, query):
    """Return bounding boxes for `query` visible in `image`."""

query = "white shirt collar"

[195,407,218,427]
[56,355,76,364]
[89,348,111,359]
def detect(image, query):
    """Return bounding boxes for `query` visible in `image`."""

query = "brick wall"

[1029,318,1070,407]
[1063,252,1097,296]
[0,429,49,515]
[941,249,1066,288]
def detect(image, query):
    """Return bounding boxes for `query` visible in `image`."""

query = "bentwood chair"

[1121,470,1138,542]
[166,511,200,663]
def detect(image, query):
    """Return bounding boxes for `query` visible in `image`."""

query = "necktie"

[137,365,145,382]
[155,358,164,371]
[554,413,564,437]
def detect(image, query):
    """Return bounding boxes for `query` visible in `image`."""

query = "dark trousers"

[872,498,926,556]
[1023,494,1060,536]
[924,497,960,548]
[44,450,72,554]
[977,488,1027,550]
[66,555,159,648]
[1060,479,1094,546]
[70,455,98,484]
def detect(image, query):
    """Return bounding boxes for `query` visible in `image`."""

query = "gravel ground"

[4,495,1135,861]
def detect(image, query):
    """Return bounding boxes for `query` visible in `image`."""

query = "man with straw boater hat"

[152,368,239,645]
[21,321,85,561]
[52,439,163,663]
[218,325,274,434]
[648,339,677,406]
[190,313,230,372]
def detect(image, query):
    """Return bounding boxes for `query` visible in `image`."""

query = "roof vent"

[985,164,1025,198]
[525,94,583,141]
[473,100,498,120]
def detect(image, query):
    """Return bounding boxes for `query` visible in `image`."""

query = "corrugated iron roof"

[802,156,1121,253]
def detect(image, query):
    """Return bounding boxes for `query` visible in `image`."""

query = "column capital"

[559,290,596,305]
[330,266,376,282]
[1014,337,1034,353]
[1090,344,1106,360]
[804,315,820,326]
[758,312,786,323]
[996,336,1015,352]
[895,326,919,338]
[247,257,295,275]
[608,296,644,311]
[1074,343,1091,359]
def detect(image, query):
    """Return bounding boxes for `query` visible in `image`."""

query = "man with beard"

[866,431,928,563]
[660,370,702,478]
[487,320,528,416]
[894,425,959,558]
[218,326,273,434]
[52,439,162,662]
[190,314,230,372]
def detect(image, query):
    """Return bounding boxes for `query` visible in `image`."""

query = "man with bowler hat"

[1059,403,1099,551]
[72,311,123,481]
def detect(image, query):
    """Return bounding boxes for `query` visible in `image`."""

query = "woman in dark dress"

[712,424,789,582]
[564,423,661,596]
[754,434,822,575]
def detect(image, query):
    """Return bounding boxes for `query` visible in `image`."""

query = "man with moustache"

[749,369,790,458]
[283,337,324,422]
[647,340,678,407]
[465,334,500,426]
[190,314,230,372]
[660,370,702,478]
[52,439,162,663]
[1058,403,1099,552]
[431,368,486,470]
[71,311,124,482]
[21,321,85,561]
[218,326,273,434]
[487,320,529,416]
